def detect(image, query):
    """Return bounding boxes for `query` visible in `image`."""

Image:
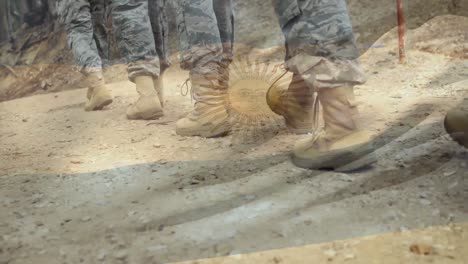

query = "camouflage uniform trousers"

[175,0,234,71]
[89,0,111,65]
[272,0,366,89]
[87,0,171,74]
[60,0,159,82]
[148,0,171,73]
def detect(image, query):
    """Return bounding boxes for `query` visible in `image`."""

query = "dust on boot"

[84,71,113,111]
[267,73,317,134]
[292,86,374,171]
[444,97,468,148]
[176,62,230,138]
[127,75,163,120]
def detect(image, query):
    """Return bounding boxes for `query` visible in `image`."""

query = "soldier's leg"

[149,0,170,72]
[213,0,234,90]
[271,0,372,171]
[90,0,111,65]
[148,0,170,107]
[110,0,163,120]
[213,0,234,57]
[61,0,113,111]
[175,0,230,138]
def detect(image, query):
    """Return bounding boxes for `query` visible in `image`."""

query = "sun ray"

[215,54,306,143]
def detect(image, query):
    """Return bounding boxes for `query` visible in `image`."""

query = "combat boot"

[176,62,230,138]
[292,86,374,171]
[444,97,468,148]
[127,75,163,120]
[267,73,316,134]
[84,72,113,111]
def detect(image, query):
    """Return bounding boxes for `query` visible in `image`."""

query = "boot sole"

[291,142,376,172]
[176,126,230,138]
[127,110,164,120]
[444,115,468,148]
[127,97,164,120]
[85,97,113,111]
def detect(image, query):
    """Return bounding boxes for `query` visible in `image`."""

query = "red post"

[396,0,406,64]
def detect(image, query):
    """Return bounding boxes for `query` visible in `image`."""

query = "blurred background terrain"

[1,0,468,101]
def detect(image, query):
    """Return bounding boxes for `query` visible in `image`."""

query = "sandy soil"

[1,15,468,264]
[178,223,468,264]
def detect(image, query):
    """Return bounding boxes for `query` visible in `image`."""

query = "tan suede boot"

[292,86,374,171]
[444,97,468,148]
[267,73,317,134]
[127,76,163,120]
[84,72,113,111]
[176,62,230,138]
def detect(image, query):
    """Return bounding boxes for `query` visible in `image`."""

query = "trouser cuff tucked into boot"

[176,62,230,138]
[84,71,113,112]
[127,75,163,120]
[267,73,318,134]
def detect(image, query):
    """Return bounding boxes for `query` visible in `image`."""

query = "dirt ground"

[1,15,468,264]
[178,223,468,264]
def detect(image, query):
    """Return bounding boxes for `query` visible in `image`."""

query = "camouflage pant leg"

[213,0,234,58]
[272,0,366,89]
[110,0,159,81]
[148,0,171,73]
[61,0,103,73]
[90,0,111,65]
[175,0,223,71]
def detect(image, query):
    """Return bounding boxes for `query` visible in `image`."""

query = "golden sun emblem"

[222,56,294,143]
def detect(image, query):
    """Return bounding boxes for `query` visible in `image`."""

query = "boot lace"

[267,67,321,133]
[181,78,194,103]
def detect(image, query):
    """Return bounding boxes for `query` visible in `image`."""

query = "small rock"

[97,249,107,261]
[410,243,435,256]
[158,224,165,232]
[444,171,457,177]
[146,245,167,252]
[344,253,355,260]
[324,249,337,258]
[419,193,429,199]
[419,199,431,206]
[339,174,354,182]
[139,215,150,225]
[448,182,458,189]
[81,216,92,222]
[193,175,206,182]
[127,211,137,217]
[214,244,232,256]
[41,80,50,90]
[114,250,128,260]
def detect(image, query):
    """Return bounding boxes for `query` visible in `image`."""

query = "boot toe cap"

[445,109,468,147]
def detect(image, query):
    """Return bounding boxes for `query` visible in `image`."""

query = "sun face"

[223,56,294,143]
